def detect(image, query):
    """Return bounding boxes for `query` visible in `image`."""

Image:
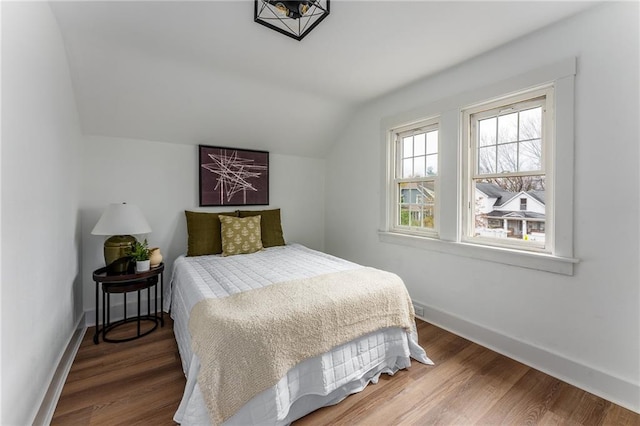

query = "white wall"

[81,136,326,320]
[1,3,83,424]
[325,2,639,411]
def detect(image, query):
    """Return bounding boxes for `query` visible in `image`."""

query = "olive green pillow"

[238,208,285,248]
[185,210,238,256]
[219,215,264,256]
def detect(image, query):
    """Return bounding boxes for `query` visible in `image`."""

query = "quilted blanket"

[188,266,416,425]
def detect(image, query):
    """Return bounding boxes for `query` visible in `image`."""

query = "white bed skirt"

[175,327,429,425]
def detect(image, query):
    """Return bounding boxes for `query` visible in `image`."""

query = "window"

[464,87,553,252]
[391,119,439,237]
[381,58,576,274]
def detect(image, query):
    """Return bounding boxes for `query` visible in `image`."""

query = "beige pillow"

[220,215,264,256]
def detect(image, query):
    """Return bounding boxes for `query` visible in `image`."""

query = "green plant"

[127,238,150,261]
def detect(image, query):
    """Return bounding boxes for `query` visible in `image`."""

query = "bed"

[167,210,432,425]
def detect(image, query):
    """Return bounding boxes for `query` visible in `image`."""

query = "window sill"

[378,231,579,275]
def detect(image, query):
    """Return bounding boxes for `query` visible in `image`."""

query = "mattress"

[167,244,432,425]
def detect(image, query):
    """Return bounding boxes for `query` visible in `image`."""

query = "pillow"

[220,215,264,256]
[238,208,285,248]
[185,210,238,256]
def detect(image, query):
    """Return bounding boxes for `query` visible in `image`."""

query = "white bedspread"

[168,244,432,425]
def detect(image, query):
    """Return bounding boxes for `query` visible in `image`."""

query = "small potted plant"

[127,238,151,272]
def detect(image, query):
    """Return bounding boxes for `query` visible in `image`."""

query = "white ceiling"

[50,1,597,157]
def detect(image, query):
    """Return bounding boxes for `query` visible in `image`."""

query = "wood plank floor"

[52,318,640,425]
[52,318,186,425]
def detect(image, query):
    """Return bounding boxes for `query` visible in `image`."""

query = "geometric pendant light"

[254,0,330,41]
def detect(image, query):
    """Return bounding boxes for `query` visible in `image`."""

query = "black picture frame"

[199,145,269,207]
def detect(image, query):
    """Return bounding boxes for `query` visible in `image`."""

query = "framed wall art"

[199,145,269,207]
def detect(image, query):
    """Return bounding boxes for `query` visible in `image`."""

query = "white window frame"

[380,58,579,275]
[462,86,554,253]
[389,118,440,238]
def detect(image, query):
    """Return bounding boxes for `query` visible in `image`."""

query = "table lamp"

[91,203,152,273]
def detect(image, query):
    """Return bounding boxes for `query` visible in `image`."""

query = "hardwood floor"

[52,319,639,425]
[52,318,186,425]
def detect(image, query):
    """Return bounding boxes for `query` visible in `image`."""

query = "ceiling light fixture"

[254,0,330,41]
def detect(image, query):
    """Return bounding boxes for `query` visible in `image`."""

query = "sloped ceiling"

[50,1,596,158]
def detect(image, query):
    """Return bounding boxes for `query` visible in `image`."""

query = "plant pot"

[149,247,163,267]
[136,260,150,273]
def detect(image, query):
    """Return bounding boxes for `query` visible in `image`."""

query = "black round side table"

[93,263,164,344]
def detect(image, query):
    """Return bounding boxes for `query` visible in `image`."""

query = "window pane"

[398,181,436,230]
[426,130,438,154]
[479,117,496,147]
[472,176,546,243]
[398,204,409,226]
[478,146,496,174]
[413,156,426,177]
[520,198,527,210]
[497,143,517,173]
[414,133,426,156]
[498,112,518,143]
[519,139,542,171]
[519,107,541,140]
[481,176,545,192]
[426,154,438,176]
[402,158,413,178]
[403,136,413,158]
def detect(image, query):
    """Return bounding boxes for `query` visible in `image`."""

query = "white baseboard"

[33,313,87,426]
[414,301,640,414]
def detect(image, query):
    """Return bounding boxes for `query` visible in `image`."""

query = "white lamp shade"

[91,203,152,236]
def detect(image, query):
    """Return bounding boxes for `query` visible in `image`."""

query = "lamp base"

[104,235,135,273]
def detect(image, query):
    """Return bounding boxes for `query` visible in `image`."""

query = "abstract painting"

[199,145,269,206]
